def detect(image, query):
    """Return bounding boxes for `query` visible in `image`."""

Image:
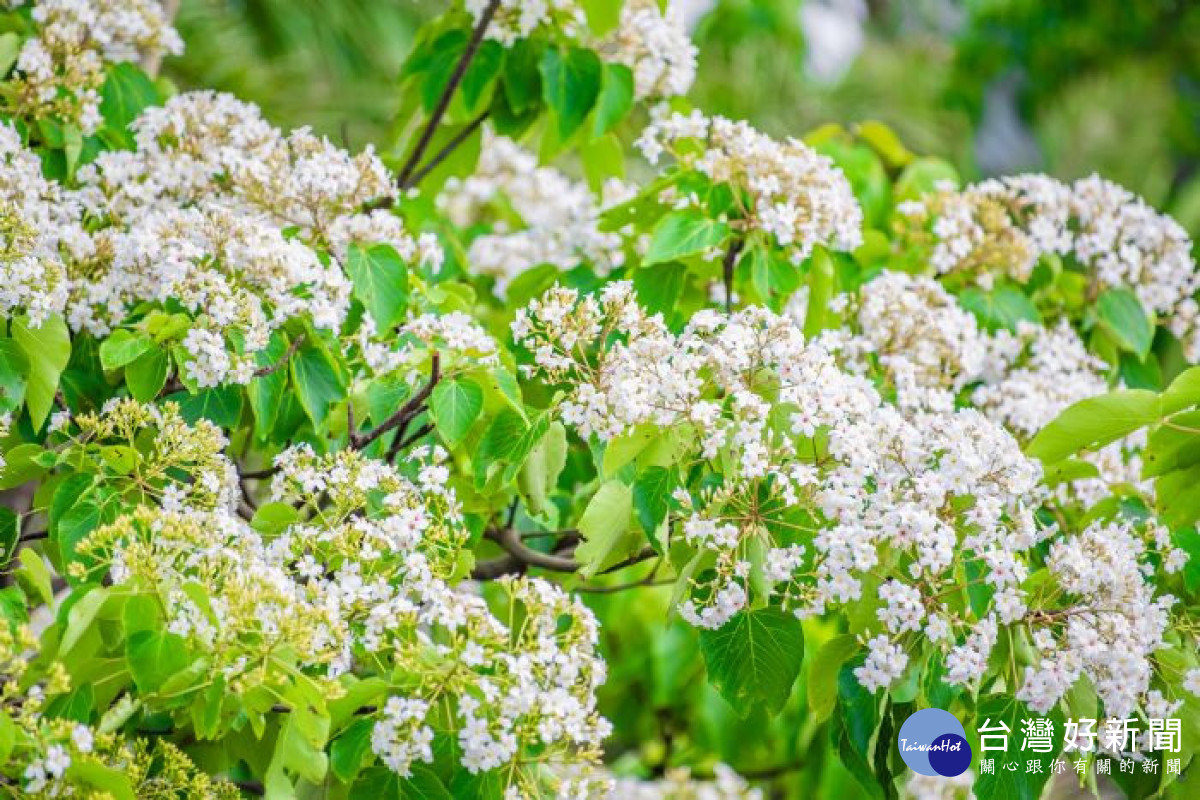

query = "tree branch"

[396,0,502,190]
[722,237,745,313]
[253,334,305,378]
[403,109,490,189]
[486,526,579,573]
[349,353,440,451]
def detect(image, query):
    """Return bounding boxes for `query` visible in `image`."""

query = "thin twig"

[239,466,279,480]
[350,353,441,451]
[253,334,306,378]
[396,0,502,190]
[404,109,490,188]
[722,238,745,313]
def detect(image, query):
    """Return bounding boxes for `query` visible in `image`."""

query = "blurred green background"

[164,0,1200,228]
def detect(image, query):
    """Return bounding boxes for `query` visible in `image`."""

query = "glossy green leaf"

[698,607,804,717]
[644,211,730,267]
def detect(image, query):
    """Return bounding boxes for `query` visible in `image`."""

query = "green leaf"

[602,425,657,476]
[249,333,290,439]
[291,343,345,427]
[127,630,189,692]
[698,607,804,717]
[100,63,158,140]
[893,156,959,203]
[1097,288,1154,359]
[807,634,859,723]
[416,31,468,112]
[347,244,409,330]
[744,243,799,313]
[592,62,634,137]
[0,32,21,76]
[125,347,168,402]
[12,314,71,428]
[959,286,1041,333]
[643,211,730,267]
[100,330,154,370]
[518,420,567,516]
[350,765,451,800]
[632,466,677,539]
[574,480,634,578]
[331,718,374,783]
[0,508,19,569]
[581,0,624,35]
[58,498,109,575]
[430,378,484,447]
[461,40,503,112]
[0,339,29,414]
[0,443,48,489]
[803,247,835,336]
[251,502,301,536]
[169,385,244,428]
[539,46,603,140]
[1026,389,1162,463]
[633,262,686,316]
[65,760,136,800]
[502,37,543,115]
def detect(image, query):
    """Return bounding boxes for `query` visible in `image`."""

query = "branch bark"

[349,353,440,451]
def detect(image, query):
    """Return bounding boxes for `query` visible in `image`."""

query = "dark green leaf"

[539,46,603,140]
[698,607,804,717]
[291,344,345,427]
[592,63,634,137]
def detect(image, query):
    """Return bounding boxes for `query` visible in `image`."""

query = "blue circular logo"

[927,733,971,777]
[897,708,971,777]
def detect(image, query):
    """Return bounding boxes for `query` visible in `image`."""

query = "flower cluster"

[71,433,610,793]
[469,0,697,101]
[3,0,183,132]
[467,0,586,45]
[516,284,1040,632]
[831,272,1149,508]
[1018,521,1180,718]
[0,623,236,798]
[0,88,443,382]
[515,282,1195,718]
[636,108,863,261]
[897,173,1199,357]
[439,131,628,297]
[603,0,698,100]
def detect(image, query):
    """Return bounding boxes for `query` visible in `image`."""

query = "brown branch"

[253,334,305,378]
[471,529,659,581]
[396,0,502,190]
[722,237,745,313]
[239,466,279,480]
[404,109,490,189]
[486,526,579,573]
[349,353,440,451]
